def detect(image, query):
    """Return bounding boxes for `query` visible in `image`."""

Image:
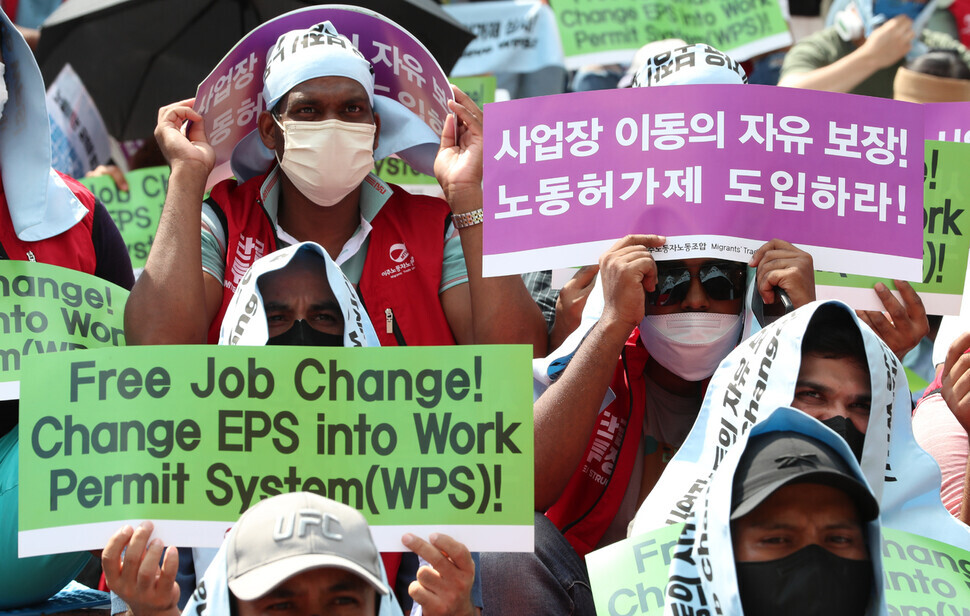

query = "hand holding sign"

[102,521,180,616]
[940,330,970,434]
[404,532,476,616]
[856,280,929,360]
[599,235,665,333]
[435,86,484,207]
[155,99,215,178]
[749,238,816,308]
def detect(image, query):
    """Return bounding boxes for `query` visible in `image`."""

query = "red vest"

[206,172,458,584]
[205,173,457,347]
[0,173,97,272]
[545,333,650,557]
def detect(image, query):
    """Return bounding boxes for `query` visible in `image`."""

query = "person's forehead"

[258,261,335,302]
[740,483,862,526]
[286,75,369,102]
[798,353,870,386]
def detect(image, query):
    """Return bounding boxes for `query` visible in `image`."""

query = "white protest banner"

[46,64,111,178]
[443,1,565,77]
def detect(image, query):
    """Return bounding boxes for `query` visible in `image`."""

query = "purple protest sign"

[925,102,970,143]
[194,6,453,186]
[482,84,924,280]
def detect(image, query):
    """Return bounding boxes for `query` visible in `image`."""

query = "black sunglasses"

[646,261,748,307]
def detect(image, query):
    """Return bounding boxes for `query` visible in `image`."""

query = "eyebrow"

[310,300,341,312]
[263,301,291,312]
[795,379,832,393]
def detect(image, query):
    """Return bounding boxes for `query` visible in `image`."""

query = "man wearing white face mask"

[124,19,546,355]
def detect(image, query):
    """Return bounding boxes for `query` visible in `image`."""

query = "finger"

[947,354,970,399]
[873,282,906,323]
[137,539,166,590]
[408,579,443,612]
[450,84,483,119]
[122,522,155,583]
[892,280,927,321]
[447,97,481,131]
[102,525,134,583]
[571,265,600,289]
[749,238,793,266]
[158,545,180,604]
[606,234,666,252]
[429,533,475,573]
[438,111,457,152]
[943,331,970,378]
[403,533,450,571]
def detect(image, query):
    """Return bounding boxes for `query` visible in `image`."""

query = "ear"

[258,110,279,151]
[372,111,381,151]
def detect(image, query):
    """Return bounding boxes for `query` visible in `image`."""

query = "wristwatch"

[453,208,484,229]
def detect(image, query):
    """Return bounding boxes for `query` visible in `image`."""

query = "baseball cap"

[730,431,879,521]
[226,492,390,601]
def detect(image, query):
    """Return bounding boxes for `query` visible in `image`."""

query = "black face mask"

[267,320,343,347]
[821,416,866,461]
[736,544,872,616]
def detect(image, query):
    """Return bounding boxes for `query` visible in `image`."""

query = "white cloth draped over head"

[0,8,88,241]
[218,241,380,347]
[230,20,440,182]
[657,407,888,615]
[181,531,403,616]
[630,300,970,549]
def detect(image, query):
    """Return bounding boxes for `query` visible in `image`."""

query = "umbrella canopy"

[36,0,474,141]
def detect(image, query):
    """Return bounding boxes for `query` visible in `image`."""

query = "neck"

[645,356,704,397]
[277,171,363,261]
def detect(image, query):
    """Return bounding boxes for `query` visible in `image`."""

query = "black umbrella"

[36,0,474,141]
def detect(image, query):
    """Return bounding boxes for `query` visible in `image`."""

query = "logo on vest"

[229,236,266,290]
[382,242,415,279]
[273,509,344,543]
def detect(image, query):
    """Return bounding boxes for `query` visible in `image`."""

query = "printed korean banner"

[482,84,924,280]
[587,524,970,614]
[195,6,453,186]
[552,0,791,69]
[816,141,970,315]
[79,166,171,272]
[0,261,128,401]
[17,345,534,556]
[373,76,496,192]
[46,64,111,178]
[925,101,970,143]
[443,0,565,77]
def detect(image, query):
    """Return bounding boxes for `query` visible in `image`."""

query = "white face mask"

[274,117,376,206]
[639,312,744,382]
[0,62,7,121]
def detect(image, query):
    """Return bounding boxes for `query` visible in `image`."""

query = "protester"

[215,242,479,616]
[659,408,885,615]
[123,18,546,356]
[894,47,970,99]
[779,0,970,96]
[631,301,969,553]
[0,6,133,607]
[102,492,476,616]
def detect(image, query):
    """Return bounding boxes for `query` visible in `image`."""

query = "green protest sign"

[587,524,970,614]
[552,0,790,69]
[373,77,496,189]
[79,166,170,271]
[816,141,970,315]
[0,261,128,400]
[18,344,533,556]
[451,76,497,110]
[882,527,970,613]
[587,523,684,616]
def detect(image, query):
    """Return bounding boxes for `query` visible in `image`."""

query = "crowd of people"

[1,0,970,614]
